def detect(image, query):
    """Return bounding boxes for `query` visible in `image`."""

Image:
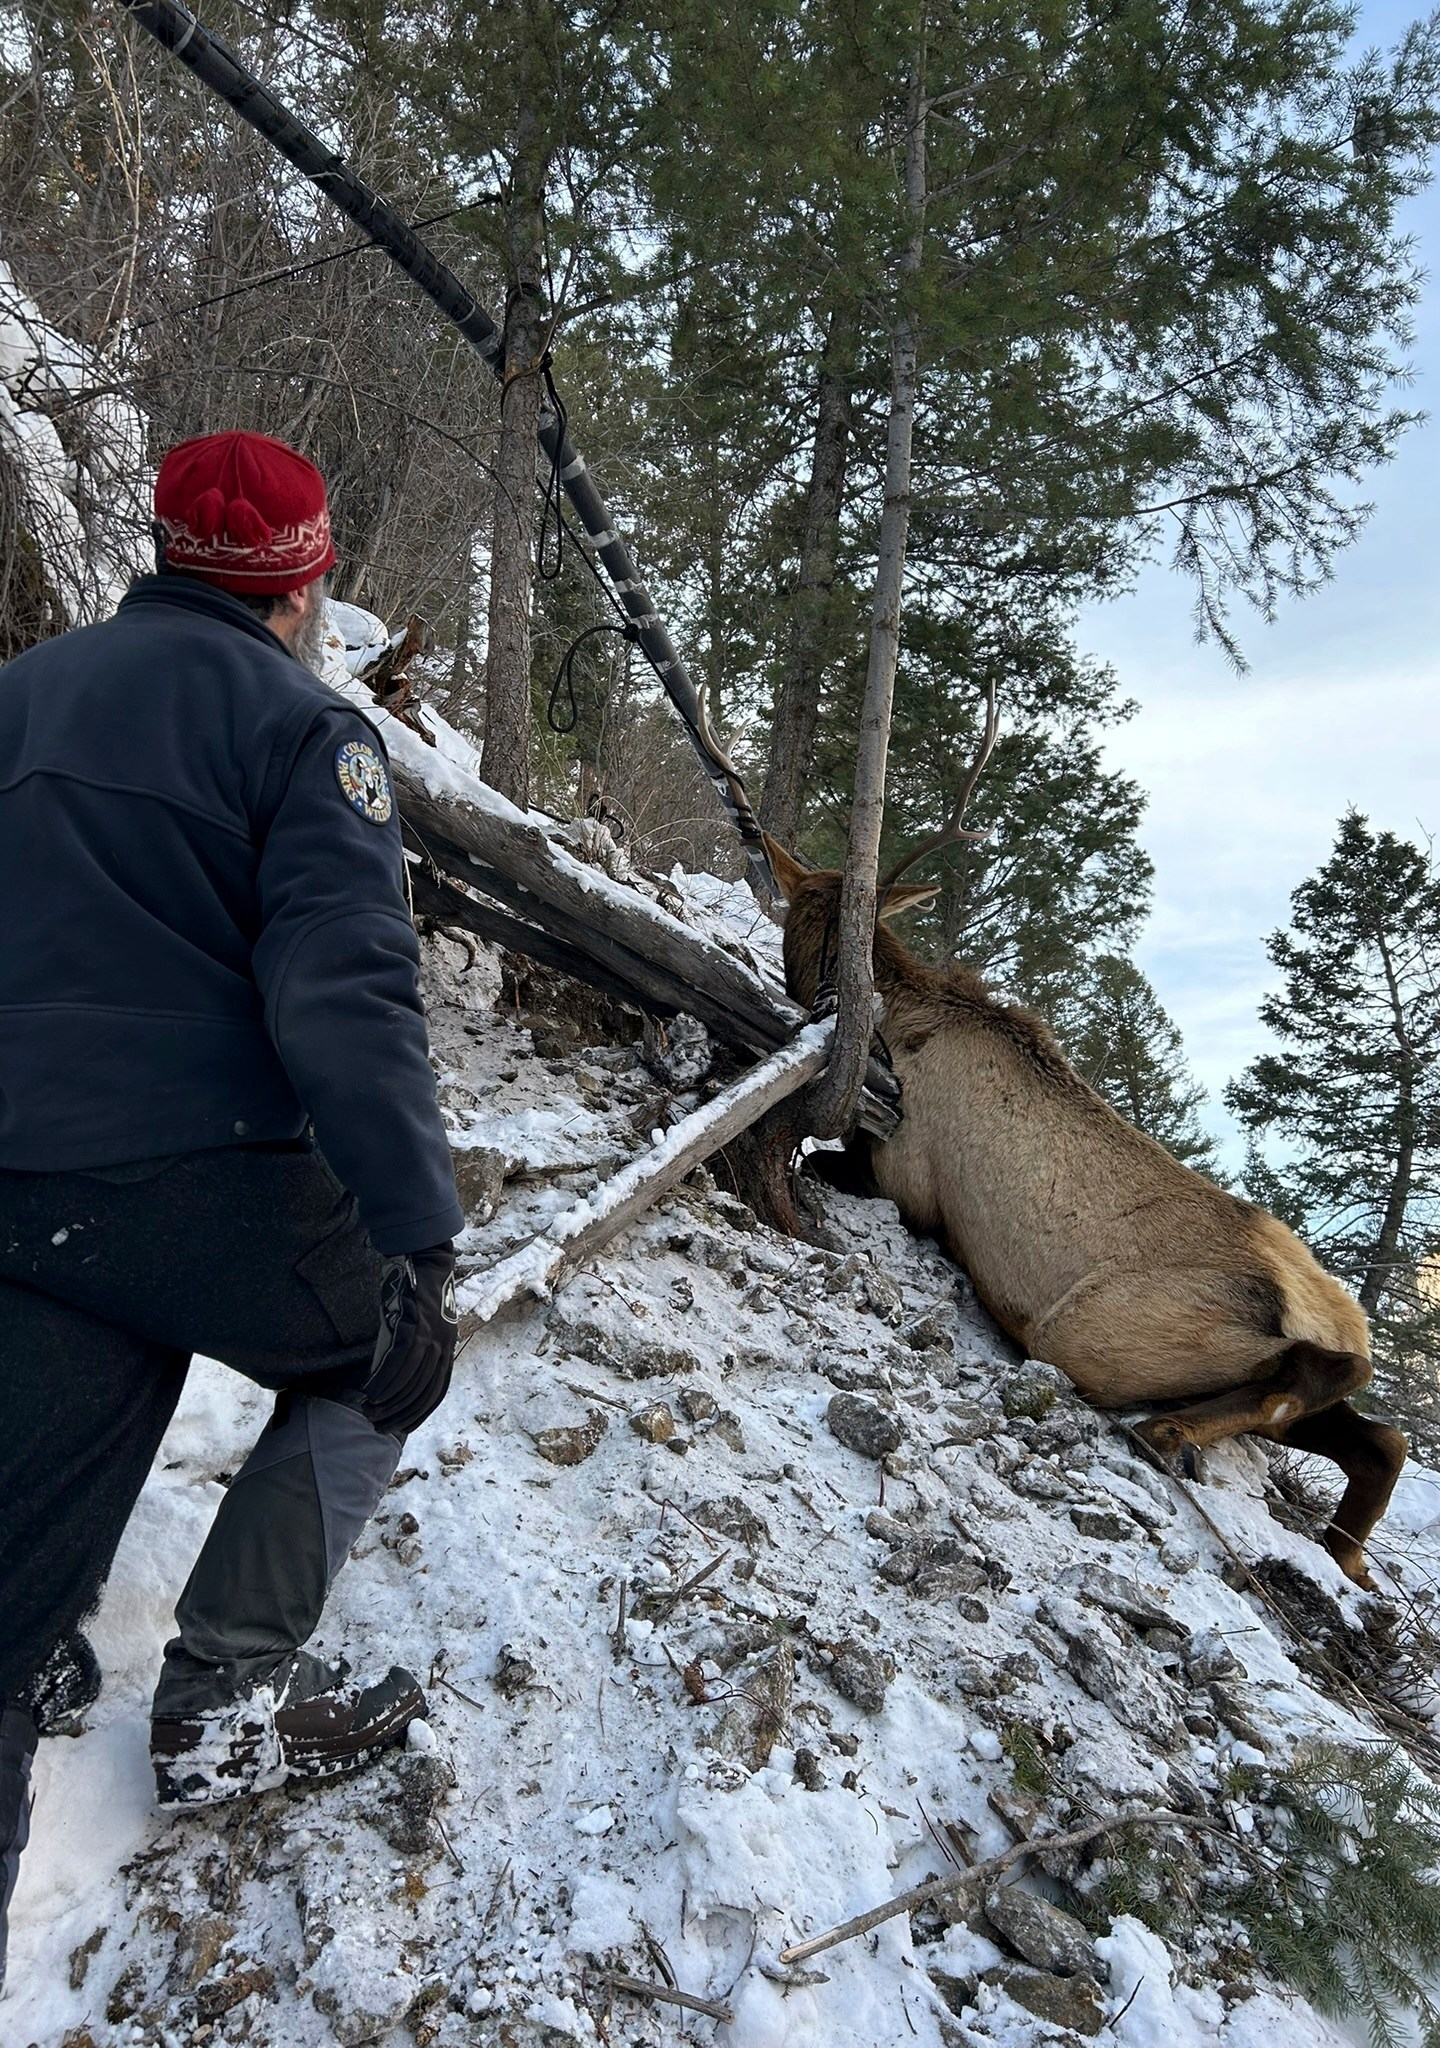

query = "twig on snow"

[778,1808,1201,1965]
[597,1971,733,2022]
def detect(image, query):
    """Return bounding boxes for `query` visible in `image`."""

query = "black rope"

[536,355,568,582]
[547,620,639,736]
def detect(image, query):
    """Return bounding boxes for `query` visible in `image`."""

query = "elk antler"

[880,677,999,891]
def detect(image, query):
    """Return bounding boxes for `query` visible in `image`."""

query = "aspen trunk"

[759,304,855,849]
[804,43,927,1139]
[482,102,547,808]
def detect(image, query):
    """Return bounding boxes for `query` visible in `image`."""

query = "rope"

[546,619,639,736]
[536,355,567,582]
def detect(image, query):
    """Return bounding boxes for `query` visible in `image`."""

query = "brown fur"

[769,843,1405,1585]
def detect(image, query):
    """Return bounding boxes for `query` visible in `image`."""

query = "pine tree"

[1055,956,1221,1175]
[1226,812,1440,1419]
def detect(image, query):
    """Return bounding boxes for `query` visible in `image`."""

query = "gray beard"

[292,584,328,675]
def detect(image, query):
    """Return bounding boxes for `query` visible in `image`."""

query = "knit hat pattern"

[154,430,336,595]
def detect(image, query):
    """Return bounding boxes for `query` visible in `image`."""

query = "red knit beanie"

[154,430,336,594]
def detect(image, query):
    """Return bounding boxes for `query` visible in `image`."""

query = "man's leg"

[0,1268,186,1987]
[0,1708,37,1994]
[155,1391,401,1711]
[0,1145,425,1802]
[0,1273,188,1709]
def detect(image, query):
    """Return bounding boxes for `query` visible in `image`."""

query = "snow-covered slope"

[9,876,1440,2048]
[0,261,150,627]
[5,281,1439,2048]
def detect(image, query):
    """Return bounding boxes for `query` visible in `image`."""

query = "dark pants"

[0,1142,396,1718]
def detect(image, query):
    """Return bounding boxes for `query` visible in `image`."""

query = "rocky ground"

[10,856,1440,2048]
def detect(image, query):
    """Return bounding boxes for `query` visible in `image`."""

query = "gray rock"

[827,1392,904,1459]
[1069,1505,1135,1542]
[983,1883,1093,1975]
[1001,1360,1068,1421]
[877,1535,968,1585]
[1061,1564,1174,1633]
[865,1509,909,1546]
[380,1751,449,1856]
[629,1401,676,1444]
[940,1399,1000,1444]
[532,1408,608,1467]
[452,1144,508,1220]
[493,1645,536,1700]
[1011,1460,1071,1502]
[1186,1627,1246,1683]
[710,1411,747,1454]
[985,1965,1105,2035]
[902,1307,955,1353]
[678,1386,719,1423]
[828,1637,893,1713]
[1040,1597,1181,1746]
[692,1495,769,1549]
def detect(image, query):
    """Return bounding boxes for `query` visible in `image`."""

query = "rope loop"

[537,352,567,583]
[546,619,640,736]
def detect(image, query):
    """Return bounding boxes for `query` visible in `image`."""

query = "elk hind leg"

[1277,1400,1407,1590]
[1132,1342,1370,1480]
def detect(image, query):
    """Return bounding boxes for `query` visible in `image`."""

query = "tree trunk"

[759,305,855,849]
[1361,927,1418,1314]
[482,100,547,809]
[803,43,927,1140]
[1360,1136,1414,1315]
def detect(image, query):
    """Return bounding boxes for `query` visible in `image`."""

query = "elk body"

[768,844,1406,1588]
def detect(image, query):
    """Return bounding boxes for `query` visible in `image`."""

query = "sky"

[1080,0,1440,1170]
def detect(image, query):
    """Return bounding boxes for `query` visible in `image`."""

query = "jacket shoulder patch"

[334,738,393,825]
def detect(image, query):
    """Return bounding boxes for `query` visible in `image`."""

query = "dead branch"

[596,1972,733,2022]
[777,1807,1200,1965]
[455,1022,832,1340]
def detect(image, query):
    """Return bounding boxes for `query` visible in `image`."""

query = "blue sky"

[1081,0,1440,1168]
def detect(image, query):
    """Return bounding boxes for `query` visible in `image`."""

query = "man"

[0,430,464,1988]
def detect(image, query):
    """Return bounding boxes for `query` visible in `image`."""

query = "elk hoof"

[1325,1534,1377,1590]
[1130,1416,1193,1474]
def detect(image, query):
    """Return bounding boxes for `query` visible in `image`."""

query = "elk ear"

[761,833,815,906]
[878,882,940,922]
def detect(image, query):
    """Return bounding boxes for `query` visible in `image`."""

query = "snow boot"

[150,1653,424,1810]
[0,1707,38,1996]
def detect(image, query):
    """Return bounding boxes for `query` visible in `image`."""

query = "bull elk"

[764,835,1406,1588]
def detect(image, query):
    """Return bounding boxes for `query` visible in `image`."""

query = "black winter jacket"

[0,576,462,1254]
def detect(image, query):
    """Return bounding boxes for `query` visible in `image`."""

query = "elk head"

[762,837,937,1010]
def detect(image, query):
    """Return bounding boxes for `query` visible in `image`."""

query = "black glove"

[363,1243,458,1439]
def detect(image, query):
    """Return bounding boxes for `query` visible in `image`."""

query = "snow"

[6,284,1438,2048]
[9,912,1440,2048]
[0,259,151,627]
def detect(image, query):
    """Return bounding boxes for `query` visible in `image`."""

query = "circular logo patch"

[335,738,393,825]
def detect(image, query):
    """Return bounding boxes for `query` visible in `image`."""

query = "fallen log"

[455,1021,833,1340]
[396,762,797,1057]
[409,861,680,1021]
